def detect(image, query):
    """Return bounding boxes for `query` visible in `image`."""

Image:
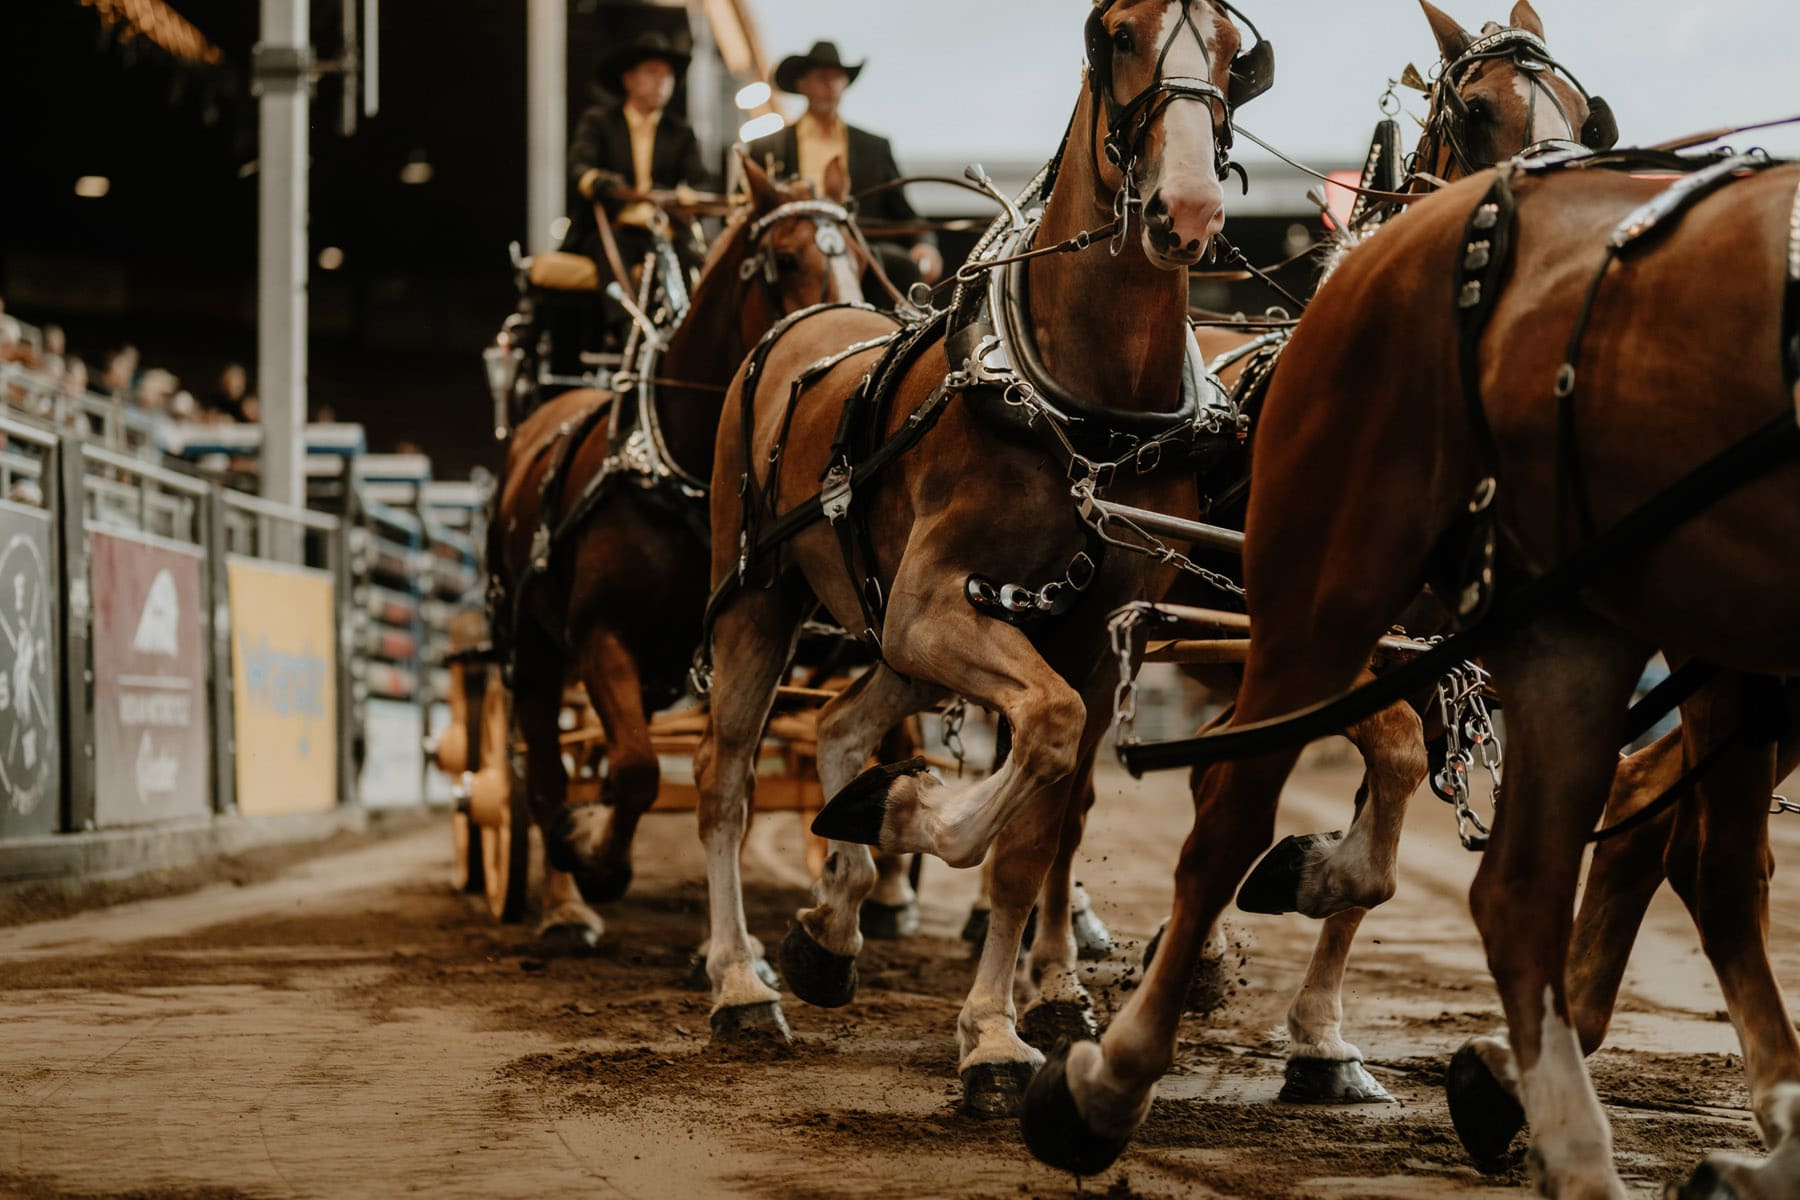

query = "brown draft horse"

[488,159,863,929]
[1013,0,1610,1104]
[1023,113,1800,1200]
[694,0,1243,1113]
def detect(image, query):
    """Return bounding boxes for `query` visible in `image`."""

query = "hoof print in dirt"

[1236,831,1342,915]
[1446,1040,1526,1172]
[1020,1040,1130,1174]
[709,1000,792,1044]
[1279,1056,1394,1105]
[576,862,633,905]
[1019,999,1098,1050]
[810,757,927,845]
[1072,907,1114,961]
[859,898,920,940]
[778,922,858,1008]
[960,1058,1038,1120]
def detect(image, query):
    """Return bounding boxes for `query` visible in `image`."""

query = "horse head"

[1418,0,1616,181]
[1086,0,1271,268]
[736,153,863,330]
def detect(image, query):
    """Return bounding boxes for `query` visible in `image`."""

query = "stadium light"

[734,81,771,110]
[318,246,345,270]
[74,176,112,198]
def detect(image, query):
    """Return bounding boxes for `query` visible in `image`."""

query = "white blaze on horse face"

[1141,0,1225,263]
[1514,73,1575,145]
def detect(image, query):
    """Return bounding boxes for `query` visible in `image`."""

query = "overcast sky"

[746,0,1800,168]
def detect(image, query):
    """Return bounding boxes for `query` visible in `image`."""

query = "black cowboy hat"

[595,30,692,94]
[773,41,865,94]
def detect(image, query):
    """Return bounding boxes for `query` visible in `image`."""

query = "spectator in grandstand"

[170,390,200,421]
[135,368,178,414]
[101,345,139,398]
[240,394,260,423]
[208,363,250,422]
[0,300,20,358]
[40,326,66,380]
[61,357,88,399]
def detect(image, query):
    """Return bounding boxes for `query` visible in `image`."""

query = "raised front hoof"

[709,1000,791,1045]
[778,922,858,1008]
[859,898,921,940]
[1446,1041,1526,1172]
[1019,1000,1098,1051]
[960,1059,1038,1120]
[1279,1056,1393,1105]
[961,906,990,948]
[1236,831,1343,915]
[1072,907,1115,961]
[575,862,633,905]
[535,904,604,952]
[1020,1040,1130,1175]
[810,756,928,846]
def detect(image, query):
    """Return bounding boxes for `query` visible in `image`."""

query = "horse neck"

[654,223,757,475]
[1025,94,1191,411]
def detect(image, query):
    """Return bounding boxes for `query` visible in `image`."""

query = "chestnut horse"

[1003,0,1617,1103]
[1022,105,1800,1199]
[488,160,863,919]
[694,0,1260,1114]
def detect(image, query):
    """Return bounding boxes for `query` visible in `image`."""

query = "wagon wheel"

[481,738,532,923]
[452,666,493,895]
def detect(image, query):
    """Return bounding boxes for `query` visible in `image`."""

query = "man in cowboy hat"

[561,30,715,279]
[746,40,942,290]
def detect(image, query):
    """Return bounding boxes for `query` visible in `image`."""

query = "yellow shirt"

[794,113,851,192]
[617,104,663,229]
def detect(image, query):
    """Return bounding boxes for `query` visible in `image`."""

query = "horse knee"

[1012,689,1084,782]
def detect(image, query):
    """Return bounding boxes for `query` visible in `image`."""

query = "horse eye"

[1466,97,1493,122]
[1112,28,1134,54]
[774,252,800,274]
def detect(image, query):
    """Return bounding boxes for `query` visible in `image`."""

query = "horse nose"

[1145,178,1224,258]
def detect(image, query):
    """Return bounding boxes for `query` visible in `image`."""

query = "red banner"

[91,530,210,825]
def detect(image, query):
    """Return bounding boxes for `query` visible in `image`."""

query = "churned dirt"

[0,754,1788,1199]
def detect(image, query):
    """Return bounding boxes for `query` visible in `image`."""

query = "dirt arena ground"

[0,755,1788,1199]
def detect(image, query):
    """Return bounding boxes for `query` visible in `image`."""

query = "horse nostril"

[1145,193,1169,218]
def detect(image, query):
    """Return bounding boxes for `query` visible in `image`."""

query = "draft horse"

[1024,116,1800,1200]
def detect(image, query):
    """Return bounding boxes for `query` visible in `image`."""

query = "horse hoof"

[537,921,602,952]
[1020,1040,1130,1174]
[961,906,990,948]
[1236,832,1342,915]
[576,862,633,905]
[1446,1041,1526,1172]
[1019,999,1098,1050]
[1073,908,1114,961]
[960,1059,1038,1120]
[1666,1160,1745,1200]
[1279,1056,1393,1105]
[810,756,929,846]
[860,898,921,940]
[778,922,858,1008]
[709,1000,791,1045]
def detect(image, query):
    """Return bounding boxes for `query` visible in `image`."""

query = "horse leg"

[1021,728,1107,1051]
[1666,680,1800,1200]
[780,665,940,1008]
[1020,624,1375,1174]
[863,725,927,940]
[537,868,604,949]
[1066,774,1115,960]
[580,626,663,903]
[958,756,1081,1117]
[962,849,996,950]
[694,587,803,1042]
[1449,727,1683,1168]
[1460,617,1644,1200]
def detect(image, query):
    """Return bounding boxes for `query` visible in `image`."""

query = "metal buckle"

[820,463,852,522]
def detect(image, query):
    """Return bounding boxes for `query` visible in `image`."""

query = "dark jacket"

[744,121,935,249]
[561,103,715,254]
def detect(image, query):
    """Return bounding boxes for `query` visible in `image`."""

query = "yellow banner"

[228,558,337,815]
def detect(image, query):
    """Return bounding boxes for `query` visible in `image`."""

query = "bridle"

[738,197,860,313]
[1084,0,1274,198]
[1420,27,1617,179]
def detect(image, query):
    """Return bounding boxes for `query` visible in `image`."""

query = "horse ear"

[738,148,784,214]
[1419,0,1473,62]
[1509,0,1545,39]
[820,155,851,205]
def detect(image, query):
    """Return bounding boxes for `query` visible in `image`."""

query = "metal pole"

[526,0,566,255]
[255,0,311,539]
